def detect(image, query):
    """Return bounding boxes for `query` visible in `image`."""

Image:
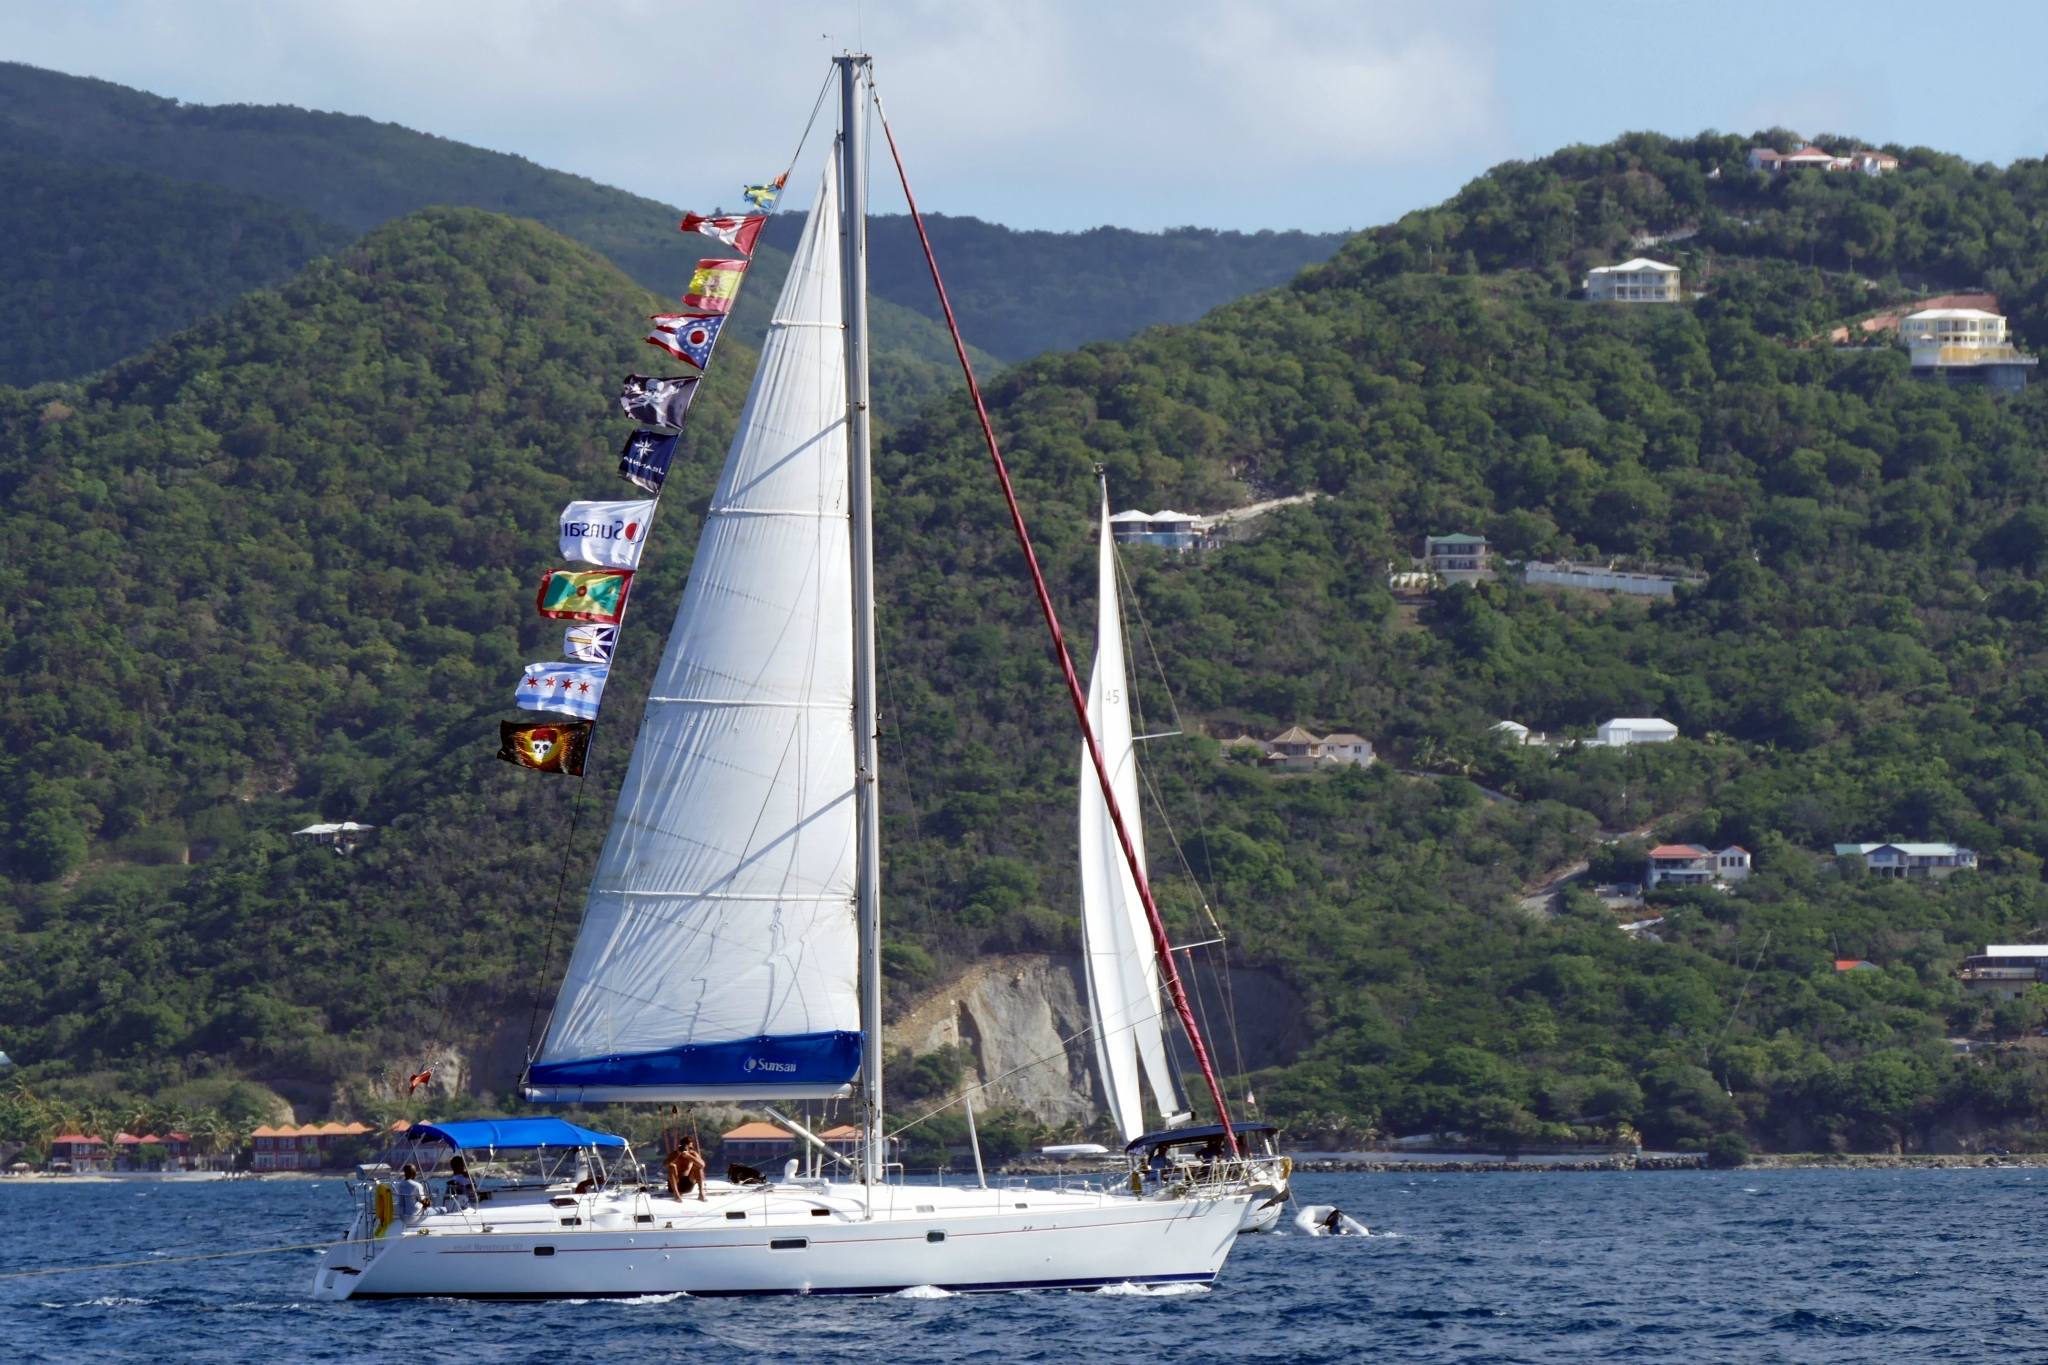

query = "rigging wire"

[522,759,593,1062]
[868,81,1241,1160]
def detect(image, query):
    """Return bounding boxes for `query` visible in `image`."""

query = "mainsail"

[528,163,860,1101]
[1078,489,1188,1142]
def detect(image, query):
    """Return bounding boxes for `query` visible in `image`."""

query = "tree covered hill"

[9,128,2048,1158]
[0,153,357,387]
[760,212,1348,362]
[0,61,1341,400]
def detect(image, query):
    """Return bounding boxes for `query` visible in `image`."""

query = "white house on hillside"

[1597,718,1679,746]
[1834,842,1978,880]
[1645,843,1752,890]
[1900,307,2036,391]
[1584,258,1680,303]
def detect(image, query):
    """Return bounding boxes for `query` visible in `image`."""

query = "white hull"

[312,1178,1249,1299]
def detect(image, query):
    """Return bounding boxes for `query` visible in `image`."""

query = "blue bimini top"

[406,1117,628,1149]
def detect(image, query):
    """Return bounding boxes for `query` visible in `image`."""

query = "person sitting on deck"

[665,1136,707,1201]
[443,1155,476,1206]
[397,1163,430,1221]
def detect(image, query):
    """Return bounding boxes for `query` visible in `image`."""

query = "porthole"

[770,1237,808,1251]
[533,1246,555,1257]
[926,1230,946,1243]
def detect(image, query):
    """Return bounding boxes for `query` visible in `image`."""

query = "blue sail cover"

[526,1031,861,1094]
[409,1117,627,1149]
[527,162,862,1103]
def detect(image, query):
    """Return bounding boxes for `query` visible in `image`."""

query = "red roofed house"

[251,1121,375,1171]
[1646,844,1752,890]
[720,1122,795,1166]
[1835,959,1880,972]
[48,1134,108,1171]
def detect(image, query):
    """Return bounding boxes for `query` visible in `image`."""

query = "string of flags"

[497,179,779,776]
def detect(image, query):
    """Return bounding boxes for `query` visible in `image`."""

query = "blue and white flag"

[619,429,680,494]
[560,499,656,569]
[647,313,724,371]
[516,661,609,720]
[564,624,616,663]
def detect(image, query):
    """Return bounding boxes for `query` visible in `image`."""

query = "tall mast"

[837,53,883,1196]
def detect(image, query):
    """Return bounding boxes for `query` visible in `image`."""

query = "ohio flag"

[647,314,723,370]
[516,661,609,720]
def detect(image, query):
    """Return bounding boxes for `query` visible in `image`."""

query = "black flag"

[619,374,701,430]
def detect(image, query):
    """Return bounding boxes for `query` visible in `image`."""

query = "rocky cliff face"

[886,952,1306,1126]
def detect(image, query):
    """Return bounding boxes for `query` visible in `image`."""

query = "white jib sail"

[531,162,859,1100]
[1079,489,1184,1142]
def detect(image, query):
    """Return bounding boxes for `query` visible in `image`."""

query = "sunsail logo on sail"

[743,1056,797,1074]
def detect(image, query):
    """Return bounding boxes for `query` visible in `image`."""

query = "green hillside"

[0,62,1338,405]
[8,130,2048,1159]
[762,212,1348,361]
[0,154,356,387]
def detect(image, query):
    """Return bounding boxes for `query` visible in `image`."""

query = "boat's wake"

[1089,1281,1210,1296]
[893,1284,954,1299]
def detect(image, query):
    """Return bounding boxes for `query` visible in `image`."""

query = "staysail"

[527,162,859,1102]
[1078,489,1189,1141]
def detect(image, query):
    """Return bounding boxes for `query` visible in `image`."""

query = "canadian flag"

[679,213,766,255]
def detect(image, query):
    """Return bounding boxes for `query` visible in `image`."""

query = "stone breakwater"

[1286,1155,1703,1173]
[1740,1153,2048,1170]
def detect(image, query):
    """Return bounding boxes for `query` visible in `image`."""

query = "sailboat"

[1076,481,1291,1234]
[310,57,1271,1301]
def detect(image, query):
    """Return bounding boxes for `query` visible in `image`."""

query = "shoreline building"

[1584,258,1680,303]
[1901,307,2035,391]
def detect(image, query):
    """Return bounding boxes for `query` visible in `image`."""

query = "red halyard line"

[870,96,1240,1157]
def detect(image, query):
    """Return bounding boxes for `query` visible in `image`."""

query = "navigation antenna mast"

[837,52,884,1200]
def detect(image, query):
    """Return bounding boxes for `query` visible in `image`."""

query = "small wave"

[622,1292,689,1305]
[74,1296,153,1307]
[1090,1281,1209,1297]
[894,1284,953,1299]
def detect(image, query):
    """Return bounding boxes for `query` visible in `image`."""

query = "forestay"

[527,163,860,1101]
[1078,488,1186,1142]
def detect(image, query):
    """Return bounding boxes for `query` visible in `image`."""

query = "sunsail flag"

[618,429,680,493]
[517,661,610,720]
[536,568,633,624]
[680,258,748,314]
[679,213,766,255]
[499,719,593,774]
[647,315,723,370]
[619,374,701,429]
[564,624,616,663]
[560,499,656,569]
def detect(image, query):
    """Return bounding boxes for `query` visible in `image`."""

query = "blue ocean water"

[1,1168,2039,1364]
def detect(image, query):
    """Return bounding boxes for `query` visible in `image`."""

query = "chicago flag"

[517,661,609,720]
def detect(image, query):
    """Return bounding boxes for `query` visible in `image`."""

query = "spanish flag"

[498,718,592,775]
[680,257,748,314]
[536,568,633,624]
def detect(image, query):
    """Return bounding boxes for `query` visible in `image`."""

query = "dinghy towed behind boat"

[311,54,1281,1301]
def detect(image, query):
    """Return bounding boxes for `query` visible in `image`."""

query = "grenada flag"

[498,718,592,775]
[680,258,747,313]
[536,568,633,623]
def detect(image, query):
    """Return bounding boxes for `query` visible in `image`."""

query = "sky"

[4,0,2048,235]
